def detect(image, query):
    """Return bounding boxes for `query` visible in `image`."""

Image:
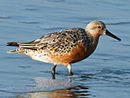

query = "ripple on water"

[47,0,65,2]
[24,5,41,11]
[24,7,40,11]
[104,19,130,25]
[94,53,115,61]
[19,20,40,24]
[0,14,11,19]
[19,65,31,69]
[122,42,130,46]
[82,18,130,25]
[90,68,130,86]
[103,18,130,25]
[72,67,130,87]
[39,24,68,30]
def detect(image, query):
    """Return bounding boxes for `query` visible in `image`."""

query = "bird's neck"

[84,32,100,58]
[93,35,100,46]
[87,31,100,47]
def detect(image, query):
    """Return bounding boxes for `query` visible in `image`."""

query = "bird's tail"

[7,42,19,47]
[7,42,25,54]
[7,41,37,54]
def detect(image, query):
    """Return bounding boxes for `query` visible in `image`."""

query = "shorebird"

[7,20,121,78]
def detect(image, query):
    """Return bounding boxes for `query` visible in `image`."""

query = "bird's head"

[86,20,121,41]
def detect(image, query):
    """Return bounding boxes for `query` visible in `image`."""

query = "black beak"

[106,30,121,41]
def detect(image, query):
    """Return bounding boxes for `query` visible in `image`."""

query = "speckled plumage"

[9,28,93,64]
[7,20,121,77]
[30,28,93,54]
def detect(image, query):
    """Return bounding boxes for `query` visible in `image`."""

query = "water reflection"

[27,84,90,98]
[14,77,90,98]
[28,90,76,98]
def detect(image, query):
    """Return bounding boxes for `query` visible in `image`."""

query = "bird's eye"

[97,26,101,29]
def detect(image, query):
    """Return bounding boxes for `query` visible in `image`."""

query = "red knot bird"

[7,20,121,78]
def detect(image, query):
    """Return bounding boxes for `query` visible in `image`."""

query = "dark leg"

[67,64,73,76]
[51,64,57,79]
[68,76,72,83]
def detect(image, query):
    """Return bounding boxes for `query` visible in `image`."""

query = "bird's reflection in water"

[28,89,75,98]
[16,76,90,98]
[28,85,90,98]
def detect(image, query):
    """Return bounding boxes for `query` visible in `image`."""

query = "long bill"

[106,30,121,41]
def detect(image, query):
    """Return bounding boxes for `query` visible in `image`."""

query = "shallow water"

[0,0,130,98]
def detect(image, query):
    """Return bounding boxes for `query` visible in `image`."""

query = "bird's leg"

[51,64,57,79]
[68,76,72,83]
[67,64,73,76]
[52,64,57,74]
